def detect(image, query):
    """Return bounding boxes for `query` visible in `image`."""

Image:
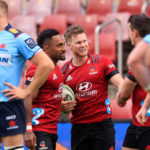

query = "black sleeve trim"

[25,80,31,85]
[127,73,137,82]
[106,70,119,80]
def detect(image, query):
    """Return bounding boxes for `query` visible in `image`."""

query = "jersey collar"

[5,24,12,30]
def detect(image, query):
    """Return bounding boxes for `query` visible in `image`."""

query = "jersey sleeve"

[127,70,137,83]
[16,33,42,60]
[101,55,119,80]
[25,65,37,85]
[143,33,150,45]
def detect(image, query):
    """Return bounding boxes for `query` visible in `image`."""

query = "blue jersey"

[0,24,41,102]
[143,33,150,44]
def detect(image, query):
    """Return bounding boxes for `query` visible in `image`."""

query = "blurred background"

[3,0,150,149]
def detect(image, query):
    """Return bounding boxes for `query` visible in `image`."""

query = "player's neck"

[72,55,88,66]
[0,18,8,31]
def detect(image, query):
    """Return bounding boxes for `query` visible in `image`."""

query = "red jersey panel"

[62,55,119,124]
[127,71,150,126]
[26,65,63,134]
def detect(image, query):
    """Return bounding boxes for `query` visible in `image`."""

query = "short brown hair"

[0,0,8,17]
[64,25,86,43]
[128,14,150,37]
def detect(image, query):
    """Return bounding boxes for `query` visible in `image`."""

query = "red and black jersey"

[127,71,150,126]
[25,64,63,134]
[62,54,119,124]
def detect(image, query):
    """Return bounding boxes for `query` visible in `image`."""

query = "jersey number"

[32,108,45,125]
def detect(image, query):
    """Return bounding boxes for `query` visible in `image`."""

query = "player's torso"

[31,65,63,133]
[0,27,25,102]
[62,55,115,123]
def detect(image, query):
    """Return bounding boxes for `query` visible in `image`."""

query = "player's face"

[128,23,136,46]
[69,33,89,57]
[48,35,66,62]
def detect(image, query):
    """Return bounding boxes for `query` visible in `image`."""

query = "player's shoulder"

[89,54,109,64]
[61,60,72,74]
[5,24,22,38]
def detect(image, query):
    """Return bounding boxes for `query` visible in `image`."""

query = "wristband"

[144,84,150,92]
[26,123,32,132]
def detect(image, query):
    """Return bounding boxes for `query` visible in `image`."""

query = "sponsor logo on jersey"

[58,83,64,92]
[9,28,19,34]
[66,75,73,81]
[0,54,11,66]
[53,73,57,80]
[76,82,97,97]
[6,115,16,120]
[25,38,37,49]
[54,83,63,99]
[89,66,98,75]
[76,82,92,92]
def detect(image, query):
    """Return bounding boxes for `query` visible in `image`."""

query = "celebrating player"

[61,25,123,150]
[24,29,68,150]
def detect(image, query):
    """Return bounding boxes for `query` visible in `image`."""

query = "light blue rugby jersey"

[143,33,150,44]
[0,24,41,102]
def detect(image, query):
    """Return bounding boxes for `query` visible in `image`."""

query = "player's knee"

[4,145,24,150]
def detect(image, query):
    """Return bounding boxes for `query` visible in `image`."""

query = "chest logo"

[66,75,73,81]
[0,54,11,66]
[58,83,64,92]
[89,66,98,75]
[76,82,92,92]
[53,73,57,80]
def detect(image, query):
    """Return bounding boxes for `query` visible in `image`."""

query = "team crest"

[89,66,98,75]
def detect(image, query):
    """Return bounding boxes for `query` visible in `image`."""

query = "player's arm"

[3,50,54,100]
[116,77,136,107]
[127,40,150,91]
[136,93,150,125]
[24,78,39,150]
[109,73,124,91]
[24,95,36,150]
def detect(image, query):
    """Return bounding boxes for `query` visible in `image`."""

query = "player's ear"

[43,45,49,54]
[133,29,139,38]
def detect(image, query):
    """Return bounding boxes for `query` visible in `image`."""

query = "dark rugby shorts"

[71,118,115,150]
[0,100,26,137]
[34,131,58,150]
[123,123,150,150]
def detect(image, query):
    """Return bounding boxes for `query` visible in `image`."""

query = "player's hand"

[61,100,77,112]
[117,99,126,107]
[116,92,126,107]
[24,131,36,150]
[136,107,148,125]
[2,82,29,101]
